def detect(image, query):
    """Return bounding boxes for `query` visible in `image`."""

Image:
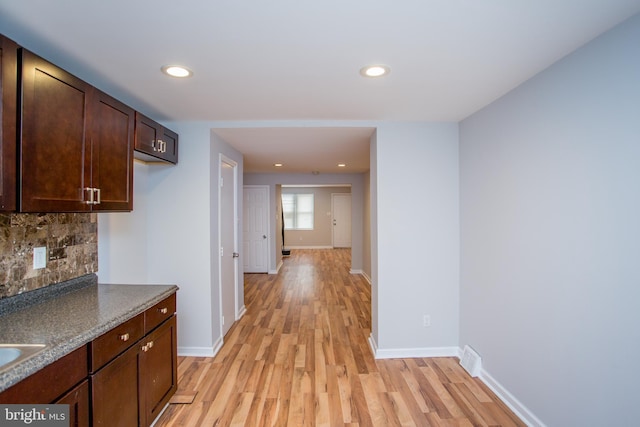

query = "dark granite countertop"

[0,274,178,392]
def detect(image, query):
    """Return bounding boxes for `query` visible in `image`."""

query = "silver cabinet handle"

[84,187,94,204]
[94,188,101,205]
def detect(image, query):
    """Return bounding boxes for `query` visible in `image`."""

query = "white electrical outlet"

[33,247,47,269]
[423,315,431,327]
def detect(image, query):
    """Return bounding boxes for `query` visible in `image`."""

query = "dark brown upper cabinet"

[135,112,178,164]
[0,35,18,211]
[19,49,134,212]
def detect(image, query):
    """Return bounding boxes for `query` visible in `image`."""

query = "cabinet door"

[140,315,177,426]
[91,342,142,427]
[134,112,178,164]
[160,126,178,164]
[20,49,91,212]
[134,112,161,160]
[55,380,90,427]
[89,90,134,211]
[0,35,18,211]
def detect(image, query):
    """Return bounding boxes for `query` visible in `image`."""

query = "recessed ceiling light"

[274,163,283,167]
[360,64,390,78]
[161,65,193,78]
[338,163,346,167]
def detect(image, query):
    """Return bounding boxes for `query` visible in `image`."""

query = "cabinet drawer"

[145,293,176,333]
[90,313,144,372]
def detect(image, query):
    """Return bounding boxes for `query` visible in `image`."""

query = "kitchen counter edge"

[0,275,178,392]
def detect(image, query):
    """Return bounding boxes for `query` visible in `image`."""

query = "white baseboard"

[269,260,283,274]
[285,245,333,249]
[177,346,215,357]
[366,339,542,426]
[361,271,372,284]
[367,334,459,359]
[178,336,223,358]
[237,305,246,320]
[479,367,545,427]
[374,346,461,359]
[350,268,363,275]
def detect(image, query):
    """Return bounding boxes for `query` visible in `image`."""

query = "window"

[282,193,314,230]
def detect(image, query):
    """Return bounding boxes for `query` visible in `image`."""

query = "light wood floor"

[155,249,525,426]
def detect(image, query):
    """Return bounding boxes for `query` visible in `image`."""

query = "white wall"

[459,14,640,427]
[372,122,460,355]
[99,122,243,357]
[98,161,150,284]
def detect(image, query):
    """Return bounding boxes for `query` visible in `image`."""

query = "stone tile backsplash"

[0,213,98,299]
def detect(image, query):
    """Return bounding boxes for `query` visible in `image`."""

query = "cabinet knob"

[159,307,168,315]
[141,343,148,352]
[119,333,130,342]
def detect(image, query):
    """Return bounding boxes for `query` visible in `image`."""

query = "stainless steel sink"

[0,344,46,371]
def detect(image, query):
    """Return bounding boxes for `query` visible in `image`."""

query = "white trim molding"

[237,305,247,320]
[178,335,224,358]
[269,260,284,275]
[374,346,461,359]
[367,333,460,359]
[286,245,333,249]
[479,367,545,427]
[177,346,216,357]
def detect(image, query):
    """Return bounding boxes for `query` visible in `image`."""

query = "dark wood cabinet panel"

[160,126,179,164]
[55,380,90,427]
[0,35,18,211]
[0,345,88,404]
[19,49,91,212]
[134,112,178,164]
[89,90,134,211]
[91,342,142,427]
[19,49,134,212]
[90,296,177,427]
[145,293,176,333]
[89,312,144,372]
[140,315,177,425]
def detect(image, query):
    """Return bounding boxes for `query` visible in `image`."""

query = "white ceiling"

[1,0,639,173]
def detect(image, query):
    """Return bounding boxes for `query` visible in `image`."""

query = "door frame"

[218,154,239,338]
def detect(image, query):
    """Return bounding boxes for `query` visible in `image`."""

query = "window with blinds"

[282,193,314,230]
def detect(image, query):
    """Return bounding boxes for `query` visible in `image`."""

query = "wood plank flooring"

[155,249,525,426]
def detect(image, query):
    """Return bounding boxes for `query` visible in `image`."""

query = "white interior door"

[220,156,237,337]
[243,186,269,273]
[332,193,352,248]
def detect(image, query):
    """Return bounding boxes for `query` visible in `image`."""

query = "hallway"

[156,249,524,426]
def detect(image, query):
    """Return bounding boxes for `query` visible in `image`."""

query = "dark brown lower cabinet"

[91,315,177,427]
[91,342,142,426]
[55,380,90,427]
[141,316,178,424]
